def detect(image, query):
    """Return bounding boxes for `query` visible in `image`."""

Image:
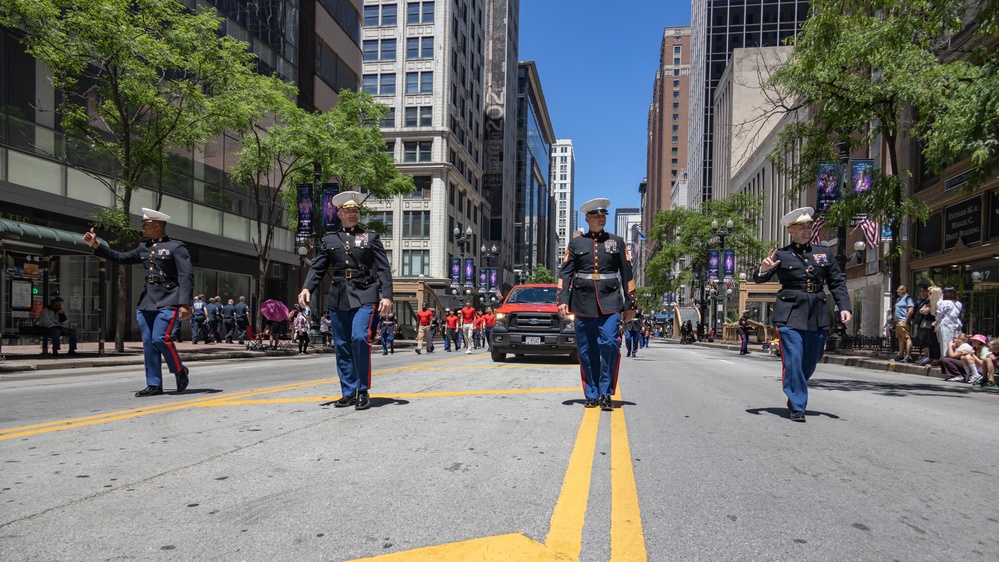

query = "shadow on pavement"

[169,388,223,395]
[746,407,841,420]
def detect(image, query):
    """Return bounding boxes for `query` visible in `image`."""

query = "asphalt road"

[1,342,997,561]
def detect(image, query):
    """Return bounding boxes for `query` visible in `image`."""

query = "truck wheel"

[568,350,579,364]
[491,349,506,362]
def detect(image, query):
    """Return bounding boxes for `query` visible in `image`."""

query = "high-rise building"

[550,139,576,268]
[614,208,642,240]
[513,61,556,282]
[687,0,809,208]
[361,0,489,290]
[483,0,521,290]
[645,25,691,231]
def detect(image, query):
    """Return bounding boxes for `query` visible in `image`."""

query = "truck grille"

[510,313,559,331]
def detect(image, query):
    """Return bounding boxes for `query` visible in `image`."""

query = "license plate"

[525,336,542,345]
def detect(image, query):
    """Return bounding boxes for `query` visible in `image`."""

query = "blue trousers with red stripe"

[777,326,827,412]
[329,306,375,398]
[136,309,184,387]
[574,313,622,400]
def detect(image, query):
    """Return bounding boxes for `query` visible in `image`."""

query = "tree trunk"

[886,130,902,297]
[115,267,127,352]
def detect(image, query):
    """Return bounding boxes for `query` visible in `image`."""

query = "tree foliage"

[525,264,555,285]
[764,0,999,282]
[645,194,772,300]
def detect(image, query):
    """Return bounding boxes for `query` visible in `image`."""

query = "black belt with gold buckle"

[332,269,364,279]
[782,281,822,293]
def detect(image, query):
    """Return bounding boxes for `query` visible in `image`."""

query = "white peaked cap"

[141,208,171,222]
[780,207,814,227]
[580,198,611,214]
[331,191,365,208]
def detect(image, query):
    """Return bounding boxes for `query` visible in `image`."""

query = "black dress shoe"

[415,349,421,355]
[67,351,79,356]
[176,367,190,393]
[355,391,371,410]
[333,396,356,408]
[599,395,614,411]
[584,398,599,408]
[135,386,164,397]
[790,411,806,422]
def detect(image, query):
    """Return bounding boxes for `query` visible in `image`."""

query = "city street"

[2,342,998,561]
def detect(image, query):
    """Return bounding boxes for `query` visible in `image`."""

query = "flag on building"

[860,217,881,247]
[635,227,647,241]
[810,216,826,245]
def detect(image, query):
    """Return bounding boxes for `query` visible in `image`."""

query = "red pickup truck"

[489,283,578,363]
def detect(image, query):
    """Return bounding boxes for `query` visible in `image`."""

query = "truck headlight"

[495,312,506,320]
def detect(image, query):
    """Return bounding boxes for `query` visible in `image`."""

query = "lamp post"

[481,244,498,267]
[711,218,734,332]
[454,226,474,289]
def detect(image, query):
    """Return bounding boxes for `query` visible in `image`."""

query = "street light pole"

[711,218,734,334]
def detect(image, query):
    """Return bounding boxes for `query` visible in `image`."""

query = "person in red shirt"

[460,300,477,354]
[415,303,434,354]
[473,314,486,349]
[481,307,497,351]
[444,309,460,351]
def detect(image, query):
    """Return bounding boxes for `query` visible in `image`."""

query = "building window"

[404,106,432,127]
[673,79,680,88]
[407,1,435,24]
[380,107,395,128]
[380,74,395,95]
[403,141,433,162]
[671,170,678,177]
[671,158,678,166]
[367,211,394,236]
[362,74,377,94]
[673,69,680,76]
[672,113,679,121]
[402,250,430,277]
[405,176,432,199]
[671,136,678,144]
[673,103,679,110]
[673,57,680,65]
[672,125,679,132]
[364,4,397,26]
[671,147,678,155]
[672,91,679,99]
[407,37,434,59]
[363,40,378,61]
[364,39,396,61]
[406,71,433,94]
[403,211,431,238]
[674,46,681,54]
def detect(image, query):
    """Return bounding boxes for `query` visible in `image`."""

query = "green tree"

[525,264,556,284]
[231,89,414,325]
[1,0,275,350]
[765,0,977,291]
[645,194,771,302]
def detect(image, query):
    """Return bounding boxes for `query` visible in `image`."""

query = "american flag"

[810,216,826,245]
[860,217,880,247]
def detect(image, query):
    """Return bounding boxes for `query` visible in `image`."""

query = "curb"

[0,347,337,374]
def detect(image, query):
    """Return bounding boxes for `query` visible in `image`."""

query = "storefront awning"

[0,218,105,253]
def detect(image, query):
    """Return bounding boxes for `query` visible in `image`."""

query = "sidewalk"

[672,338,958,381]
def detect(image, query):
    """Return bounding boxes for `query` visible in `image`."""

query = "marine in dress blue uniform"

[557,198,637,411]
[299,191,393,411]
[753,207,852,422]
[83,208,193,396]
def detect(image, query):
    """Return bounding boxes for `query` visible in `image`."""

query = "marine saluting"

[83,208,194,397]
[753,206,852,422]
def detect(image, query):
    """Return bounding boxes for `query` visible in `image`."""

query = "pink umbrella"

[260,299,290,322]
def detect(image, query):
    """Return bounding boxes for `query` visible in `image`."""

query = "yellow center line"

[610,390,647,561]
[207,387,580,406]
[543,406,600,558]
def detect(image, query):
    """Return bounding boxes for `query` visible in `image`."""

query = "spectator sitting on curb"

[940,333,974,382]
[982,339,999,389]
[38,297,78,356]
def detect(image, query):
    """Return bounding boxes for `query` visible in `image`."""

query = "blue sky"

[519,0,692,224]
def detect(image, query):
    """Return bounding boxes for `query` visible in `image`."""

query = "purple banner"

[723,249,735,280]
[463,258,475,287]
[708,250,720,281]
[321,183,340,234]
[296,184,313,237]
[488,268,499,293]
[450,259,461,287]
[816,161,839,213]
[851,159,874,195]
[478,270,488,292]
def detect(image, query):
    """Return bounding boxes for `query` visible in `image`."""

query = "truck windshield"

[506,287,557,304]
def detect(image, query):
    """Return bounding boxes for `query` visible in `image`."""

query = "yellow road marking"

[352,391,647,561]
[206,387,580,406]
[610,391,647,561]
